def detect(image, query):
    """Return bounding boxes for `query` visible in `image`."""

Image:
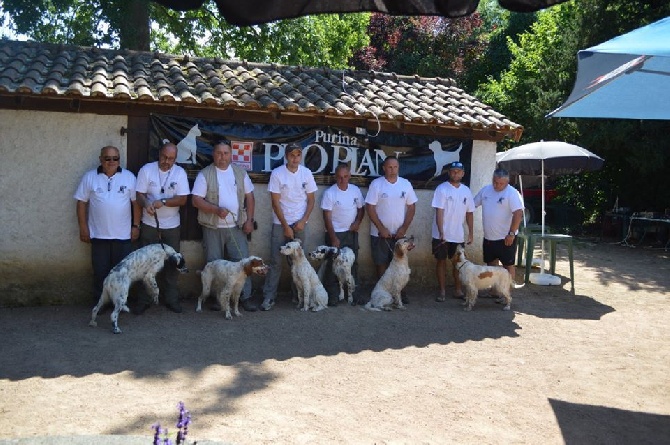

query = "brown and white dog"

[196,256,268,319]
[365,236,415,311]
[453,245,523,311]
[280,240,328,312]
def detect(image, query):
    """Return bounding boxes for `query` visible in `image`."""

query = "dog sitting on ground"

[365,236,415,311]
[195,256,268,320]
[280,240,328,312]
[453,245,523,311]
[308,245,356,304]
[89,244,187,334]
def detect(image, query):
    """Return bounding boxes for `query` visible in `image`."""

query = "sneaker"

[453,291,465,300]
[260,299,275,311]
[241,298,258,312]
[436,293,446,302]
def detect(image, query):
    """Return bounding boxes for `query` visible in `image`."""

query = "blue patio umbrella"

[547,16,670,120]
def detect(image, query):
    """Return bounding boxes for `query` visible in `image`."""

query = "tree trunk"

[119,0,151,50]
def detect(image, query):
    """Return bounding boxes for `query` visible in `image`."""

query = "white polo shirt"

[136,161,190,229]
[268,164,318,226]
[474,184,524,241]
[192,165,254,229]
[74,167,137,240]
[365,176,418,237]
[321,183,365,232]
[431,181,475,242]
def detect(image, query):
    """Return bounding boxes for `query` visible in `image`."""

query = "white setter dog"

[89,244,187,334]
[308,245,356,304]
[365,236,415,311]
[280,240,328,312]
[195,256,268,320]
[453,245,523,311]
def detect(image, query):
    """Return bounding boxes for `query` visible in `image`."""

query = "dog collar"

[457,260,470,271]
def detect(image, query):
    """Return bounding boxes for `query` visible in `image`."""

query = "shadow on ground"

[550,398,670,445]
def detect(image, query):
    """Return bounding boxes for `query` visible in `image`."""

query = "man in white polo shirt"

[474,167,524,281]
[365,156,418,303]
[134,141,190,314]
[261,142,318,311]
[192,139,257,312]
[74,146,140,306]
[321,162,365,306]
[431,161,474,301]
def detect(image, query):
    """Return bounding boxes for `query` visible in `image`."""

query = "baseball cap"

[286,143,302,154]
[448,161,464,170]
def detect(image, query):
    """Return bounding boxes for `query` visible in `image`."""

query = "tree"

[476,0,670,227]
[0,0,369,68]
[350,13,487,82]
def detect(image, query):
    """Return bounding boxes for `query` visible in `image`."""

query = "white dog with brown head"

[453,245,521,311]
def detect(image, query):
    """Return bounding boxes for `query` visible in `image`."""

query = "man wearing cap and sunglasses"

[431,161,474,301]
[261,142,318,311]
[74,146,140,307]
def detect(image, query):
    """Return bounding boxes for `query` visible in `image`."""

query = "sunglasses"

[103,156,120,162]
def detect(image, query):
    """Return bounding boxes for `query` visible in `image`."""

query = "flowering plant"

[152,401,193,445]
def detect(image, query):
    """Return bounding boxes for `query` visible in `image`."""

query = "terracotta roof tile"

[0,40,522,139]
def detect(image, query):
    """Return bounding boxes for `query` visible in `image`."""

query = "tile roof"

[0,40,522,140]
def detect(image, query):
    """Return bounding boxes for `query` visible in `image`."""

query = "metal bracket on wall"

[120,126,149,136]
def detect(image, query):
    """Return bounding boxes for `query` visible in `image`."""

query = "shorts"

[370,236,397,265]
[432,239,461,260]
[483,238,517,266]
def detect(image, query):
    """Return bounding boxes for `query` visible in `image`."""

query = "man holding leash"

[192,139,257,312]
[431,161,474,301]
[261,142,318,311]
[474,167,524,281]
[365,156,418,303]
[74,145,140,306]
[320,162,365,306]
[134,141,190,314]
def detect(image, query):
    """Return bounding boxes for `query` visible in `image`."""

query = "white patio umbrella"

[496,141,604,285]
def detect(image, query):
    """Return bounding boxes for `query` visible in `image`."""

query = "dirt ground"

[1,238,669,445]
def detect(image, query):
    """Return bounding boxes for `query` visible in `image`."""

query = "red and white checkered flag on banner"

[230,141,253,170]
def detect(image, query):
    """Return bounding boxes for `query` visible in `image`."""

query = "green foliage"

[1,1,369,67]
[476,0,670,229]
[351,14,488,83]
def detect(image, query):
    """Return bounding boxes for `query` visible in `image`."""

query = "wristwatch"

[508,231,515,236]
[161,198,167,205]
[132,224,140,229]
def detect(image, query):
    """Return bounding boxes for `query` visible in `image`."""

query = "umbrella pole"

[540,159,546,273]
[519,175,527,228]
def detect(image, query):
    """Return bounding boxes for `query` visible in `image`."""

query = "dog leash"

[153,211,167,251]
[457,260,470,271]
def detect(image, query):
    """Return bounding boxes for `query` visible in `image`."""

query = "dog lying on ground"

[280,240,328,312]
[89,244,187,334]
[195,256,268,320]
[308,245,356,304]
[365,236,415,311]
[453,245,523,311]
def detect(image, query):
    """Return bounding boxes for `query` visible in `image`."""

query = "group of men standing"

[74,141,523,313]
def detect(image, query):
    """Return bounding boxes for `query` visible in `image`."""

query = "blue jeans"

[202,226,252,300]
[262,223,307,303]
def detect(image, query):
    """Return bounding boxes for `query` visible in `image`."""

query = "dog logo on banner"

[231,141,253,170]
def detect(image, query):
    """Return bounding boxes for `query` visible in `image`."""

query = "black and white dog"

[89,244,187,334]
[308,245,356,304]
